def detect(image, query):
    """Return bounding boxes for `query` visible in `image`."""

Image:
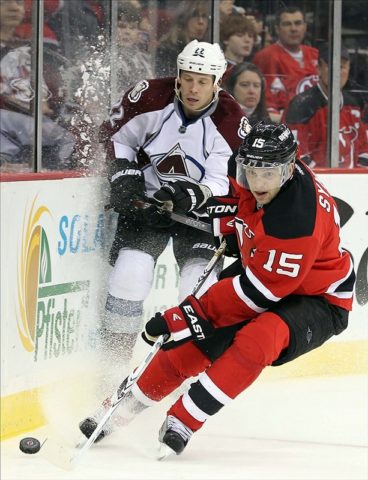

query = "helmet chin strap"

[174,78,220,113]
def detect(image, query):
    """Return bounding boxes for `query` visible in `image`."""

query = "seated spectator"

[0,0,87,171]
[224,62,270,125]
[48,0,107,61]
[220,15,256,67]
[219,0,245,22]
[242,8,273,54]
[253,5,318,123]
[0,0,73,170]
[114,2,154,94]
[284,45,368,168]
[15,0,62,48]
[155,1,209,78]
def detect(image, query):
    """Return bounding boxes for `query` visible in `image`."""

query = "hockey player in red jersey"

[252,6,318,123]
[96,40,250,371]
[80,122,355,456]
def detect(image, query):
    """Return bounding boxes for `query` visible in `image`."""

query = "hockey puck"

[19,437,41,454]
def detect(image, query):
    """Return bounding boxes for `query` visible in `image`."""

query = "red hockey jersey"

[200,160,355,328]
[284,84,368,168]
[253,42,318,115]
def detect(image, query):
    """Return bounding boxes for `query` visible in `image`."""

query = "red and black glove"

[206,196,240,257]
[142,295,214,348]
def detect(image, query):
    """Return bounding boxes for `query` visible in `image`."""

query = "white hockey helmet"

[177,40,227,86]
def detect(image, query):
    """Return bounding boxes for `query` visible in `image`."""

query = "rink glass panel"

[1,0,366,174]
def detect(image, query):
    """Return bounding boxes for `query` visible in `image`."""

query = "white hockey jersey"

[100,78,249,197]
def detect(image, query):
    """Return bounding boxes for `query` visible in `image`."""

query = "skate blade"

[157,442,176,461]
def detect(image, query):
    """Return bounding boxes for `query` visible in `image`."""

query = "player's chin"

[252,192,267,202]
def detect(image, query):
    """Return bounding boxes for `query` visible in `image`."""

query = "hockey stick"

[104,200,212,233]
[71,334,169,465]
[71,238,226,465]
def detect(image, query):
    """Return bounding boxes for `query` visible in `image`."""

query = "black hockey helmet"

[236,121,297,189]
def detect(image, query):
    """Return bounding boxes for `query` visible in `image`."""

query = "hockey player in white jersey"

[98,40,250,368]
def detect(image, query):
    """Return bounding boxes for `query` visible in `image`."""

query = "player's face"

[0,0,25,28]
[245,165,293,204]
[178,71,216,117]
[224,32,255,60]
[276,12,306,49]
[233,70,262,110]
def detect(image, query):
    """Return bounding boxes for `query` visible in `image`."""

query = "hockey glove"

[206,196,240,257]
[142,295,214,349]
[153,180,212,215]
[138,203,175,229]
[108,158,146,220]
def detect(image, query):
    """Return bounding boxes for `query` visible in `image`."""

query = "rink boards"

[0,171,367,439]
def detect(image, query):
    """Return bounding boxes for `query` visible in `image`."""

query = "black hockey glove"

[137,202,175,229]
[142,295,214,349]
[206,196,240,258]
[108,158,146,220]
[153,180,212,215]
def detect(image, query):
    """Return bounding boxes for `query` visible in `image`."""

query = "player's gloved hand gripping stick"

[72,238,227,465]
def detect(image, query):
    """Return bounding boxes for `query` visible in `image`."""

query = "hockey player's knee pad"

[108,248,155,301]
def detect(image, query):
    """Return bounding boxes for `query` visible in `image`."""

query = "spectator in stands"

[48,0,107,61]
[114,3,154,94]
[155,1,209,77]
[219,0,245,22]
[253,5,318,123]
[220,15,257,67]
[0,0,76,171]
[284,45,368,168]
[224,62,270,125]
[15,0,62,48]
[242,8,273,55]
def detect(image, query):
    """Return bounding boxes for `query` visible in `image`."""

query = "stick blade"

[40,436,75,471]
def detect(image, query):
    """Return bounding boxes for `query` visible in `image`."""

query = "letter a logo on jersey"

[172,313,182,322]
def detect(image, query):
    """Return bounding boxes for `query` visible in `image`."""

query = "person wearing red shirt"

[80,122,355,456]
[253,6,318,123]
[284,45,368,168]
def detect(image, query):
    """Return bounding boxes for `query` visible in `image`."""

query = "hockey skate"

[158,415,193,459]
[79,389,146,443]
[79,397,125,443]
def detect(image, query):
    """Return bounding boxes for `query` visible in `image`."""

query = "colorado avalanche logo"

[238,116,251,139]
[152,143,204,182]
[128,80,149,103]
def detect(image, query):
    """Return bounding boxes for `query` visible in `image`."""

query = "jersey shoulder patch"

[126,77,175,110]
[262,161,317,239]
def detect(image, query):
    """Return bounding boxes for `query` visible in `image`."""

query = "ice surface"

[2,374,367,480]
